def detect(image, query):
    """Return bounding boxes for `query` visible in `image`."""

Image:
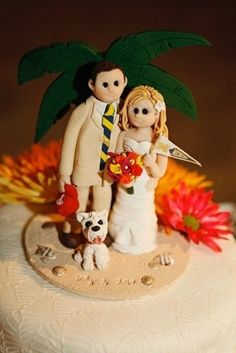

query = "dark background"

[0,0,235,202]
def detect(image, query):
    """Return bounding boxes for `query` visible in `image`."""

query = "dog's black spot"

[91,226,100,232]
[98,219,103,225]
[85,221,92,228]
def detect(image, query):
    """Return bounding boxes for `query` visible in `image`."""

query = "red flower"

[106,152,143,186]
[120,157,132,174]
[56,184,79,217]
[131,164,143,176]
[161,183,232,252]
[127,152,139,161]
[120,174,133,184]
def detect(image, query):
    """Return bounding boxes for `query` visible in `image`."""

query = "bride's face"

[128,99,159,128]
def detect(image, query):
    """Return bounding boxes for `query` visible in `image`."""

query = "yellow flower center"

[183,215,200,231]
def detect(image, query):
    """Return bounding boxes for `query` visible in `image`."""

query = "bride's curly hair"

[120,86,168,141]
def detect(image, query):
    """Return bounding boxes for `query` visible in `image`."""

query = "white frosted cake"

[1,204,236,353]
[1,29,235,353]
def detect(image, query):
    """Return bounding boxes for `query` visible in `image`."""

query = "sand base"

[24,214,190,300]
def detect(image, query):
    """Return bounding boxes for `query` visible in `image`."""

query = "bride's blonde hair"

[120,86,168,140]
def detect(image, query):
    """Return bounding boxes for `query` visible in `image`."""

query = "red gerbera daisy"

[161,183,232,252]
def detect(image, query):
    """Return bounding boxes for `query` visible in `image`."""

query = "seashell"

[148,261,160,270]
[52,266,66,277]
[35,245,56,262]
[141,275,155,287]
[152,253,174,266]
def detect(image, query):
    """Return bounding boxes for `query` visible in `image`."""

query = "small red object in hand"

[56,184,79,217]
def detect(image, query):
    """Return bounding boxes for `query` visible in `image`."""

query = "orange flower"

[0,141,212,209]
[0,141,61,204]
[120,174,133,184]
[155,159,213,215]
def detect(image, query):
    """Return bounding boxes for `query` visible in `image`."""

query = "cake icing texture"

[1,204,236,353]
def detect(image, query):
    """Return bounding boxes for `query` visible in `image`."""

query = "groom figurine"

[58,61,127,242]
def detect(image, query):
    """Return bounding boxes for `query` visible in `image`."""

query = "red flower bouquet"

[106,152,143,193]
[160,183,232,252]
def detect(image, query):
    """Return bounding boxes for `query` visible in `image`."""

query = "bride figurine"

[108,86,168,254]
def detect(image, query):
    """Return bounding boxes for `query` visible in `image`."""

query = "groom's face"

[88,68,127,103]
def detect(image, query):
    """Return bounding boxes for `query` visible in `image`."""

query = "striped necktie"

[100,103,115,171]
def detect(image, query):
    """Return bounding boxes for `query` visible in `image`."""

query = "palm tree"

[18,31,210,142]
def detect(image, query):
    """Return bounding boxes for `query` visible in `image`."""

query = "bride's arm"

[144,153,168,178]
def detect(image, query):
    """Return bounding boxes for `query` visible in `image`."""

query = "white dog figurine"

[74,210,109,271]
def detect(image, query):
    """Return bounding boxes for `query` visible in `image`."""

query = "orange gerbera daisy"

[0,141,61,204]
[0,141,212,210]
[155,159,213,215]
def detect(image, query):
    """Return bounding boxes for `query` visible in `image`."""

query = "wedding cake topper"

[17,30,214,263]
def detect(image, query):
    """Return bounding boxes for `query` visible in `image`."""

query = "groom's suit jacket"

[59,95,121,187]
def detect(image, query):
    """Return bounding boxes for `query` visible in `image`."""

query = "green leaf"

[126,186,134,194]
[105,30,211,64]
[34,72,78,142]
[122,63,197,120]
[18,41,102,84]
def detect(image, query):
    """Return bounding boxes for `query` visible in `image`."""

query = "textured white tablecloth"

[0,204,236,353]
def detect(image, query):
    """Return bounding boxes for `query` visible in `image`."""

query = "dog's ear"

[76,212,88,223]
[99,209,108,218]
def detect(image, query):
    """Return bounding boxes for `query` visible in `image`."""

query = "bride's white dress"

[109,137,158,254]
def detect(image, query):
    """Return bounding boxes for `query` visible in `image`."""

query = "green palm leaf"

[34,72,78,142]
[105,30,211,65]
[18,41,102,84]
[122,63,197,120]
